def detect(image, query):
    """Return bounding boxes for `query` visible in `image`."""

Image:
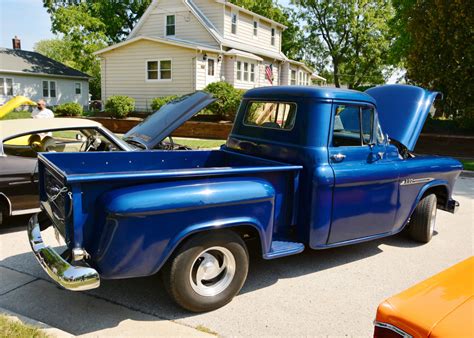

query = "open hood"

[124,92,216,149]
[366,85,440,151]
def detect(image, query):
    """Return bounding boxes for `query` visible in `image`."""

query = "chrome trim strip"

[400,177,434,186]
[27,214,100,291]
[11,208,41,216]
[374,321,412,338]
[8,181,32,186]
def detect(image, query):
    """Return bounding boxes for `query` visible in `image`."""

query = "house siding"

[192,0,224,33]
[223,7,282,55]
[0,73,89,108]
[134,0,219,47]
[100,39,199,111]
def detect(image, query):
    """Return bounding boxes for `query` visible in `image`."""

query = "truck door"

[327,103,399,244]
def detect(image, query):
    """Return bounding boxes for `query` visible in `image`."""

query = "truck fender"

[398,179,450,232]
[158,217,269,272]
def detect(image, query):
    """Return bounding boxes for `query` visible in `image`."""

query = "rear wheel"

[406,194,437,243]
[0,203,9,227]
[163,230,249,312]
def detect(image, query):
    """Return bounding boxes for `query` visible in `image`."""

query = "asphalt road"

[1,177,473,337]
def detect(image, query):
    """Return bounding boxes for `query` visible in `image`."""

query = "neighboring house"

[0,38,90,109]
[95,0,325,111]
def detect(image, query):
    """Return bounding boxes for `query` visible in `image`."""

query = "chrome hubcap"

[189,246,235,297]
[430,203,437,234]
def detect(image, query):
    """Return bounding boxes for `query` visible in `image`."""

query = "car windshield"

[3,128,122,158]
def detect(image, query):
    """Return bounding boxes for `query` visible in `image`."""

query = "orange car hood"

[376,257,474,337]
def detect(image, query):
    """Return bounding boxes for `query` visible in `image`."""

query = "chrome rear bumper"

[27,214,100,291]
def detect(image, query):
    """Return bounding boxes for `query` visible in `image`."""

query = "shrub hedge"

[203,81,244,121]
[54,102,83,117]
[151,95,178,111]
[423,116,474,135]
[105,95,135,119]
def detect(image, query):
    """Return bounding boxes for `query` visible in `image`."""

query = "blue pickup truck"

[28,85,462,312]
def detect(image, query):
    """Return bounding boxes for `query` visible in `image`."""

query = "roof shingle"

[0,48,89,79]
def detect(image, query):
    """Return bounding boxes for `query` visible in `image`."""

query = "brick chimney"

[12,36,21,50]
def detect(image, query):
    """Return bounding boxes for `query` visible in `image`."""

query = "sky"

[1,0,54,51]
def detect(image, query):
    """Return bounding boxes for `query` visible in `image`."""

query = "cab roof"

[244,86,376,105]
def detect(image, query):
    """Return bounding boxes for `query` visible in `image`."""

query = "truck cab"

[28,85,462,312]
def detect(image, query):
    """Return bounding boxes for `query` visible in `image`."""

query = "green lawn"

[0,110,31,120]
[0,315,49,338]
[461,160,474,171]
[174,137,225,149]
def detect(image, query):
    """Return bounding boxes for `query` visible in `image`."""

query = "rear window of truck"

[243,102,297,130]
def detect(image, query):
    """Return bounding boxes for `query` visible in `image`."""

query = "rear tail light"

[374,322,411,338]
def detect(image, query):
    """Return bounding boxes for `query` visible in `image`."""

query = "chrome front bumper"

[27,214,100,291]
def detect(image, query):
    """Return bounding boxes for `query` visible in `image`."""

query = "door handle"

[331,153,346,162]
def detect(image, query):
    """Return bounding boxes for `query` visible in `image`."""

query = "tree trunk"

[333,58,341,88]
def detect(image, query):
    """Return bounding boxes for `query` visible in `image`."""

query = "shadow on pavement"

[0,232,412,335]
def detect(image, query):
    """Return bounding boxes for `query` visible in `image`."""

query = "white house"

[95,0,324,111]
[0,38,90,109]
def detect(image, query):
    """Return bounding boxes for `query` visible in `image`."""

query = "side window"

[332,105,374,147]
[361,107,374,144]
[244,102,297,130]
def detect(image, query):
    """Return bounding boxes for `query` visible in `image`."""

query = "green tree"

[34,38,104,99]
[41,0,152,99]
[392,0,474,118]
[293,0,394,88]
[230,0,304,60]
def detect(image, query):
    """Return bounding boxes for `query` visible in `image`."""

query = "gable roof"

[0,48,89,79]
[94,36,222,56]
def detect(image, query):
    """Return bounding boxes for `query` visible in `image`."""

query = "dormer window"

[166,15,175,36]
[271,28,276,46]
[253,20,258,37]
[231,12,238,34]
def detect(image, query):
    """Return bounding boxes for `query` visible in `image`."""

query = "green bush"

[423,115,474,135]
[203,82,244,120]
[150,95,178,111]
[54,102,83,117]
[105,95,135,118]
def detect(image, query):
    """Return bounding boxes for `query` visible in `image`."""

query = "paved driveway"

[1,177,473,337]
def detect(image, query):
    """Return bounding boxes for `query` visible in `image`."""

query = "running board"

[264,241,305,259]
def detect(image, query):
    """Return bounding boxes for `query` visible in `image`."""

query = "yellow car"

[0,95,36,119]
[374,256,474,337]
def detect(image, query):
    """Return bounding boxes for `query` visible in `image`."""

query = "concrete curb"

[460,170,474,178]
[0,307,72,337]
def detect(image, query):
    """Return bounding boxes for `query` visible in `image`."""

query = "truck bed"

[40,149,301,184]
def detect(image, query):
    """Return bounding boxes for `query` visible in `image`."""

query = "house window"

[50,81,56,97]
[0,78,13,96]
[236,61,242,80]
[147,60,172,80]
[290,70,296,85]
[208,59,215,76]
[243,62,249,81]
[42,80,56,97]
[166,15,176,36]
[250,64,255,82]
[271,28,275,46]
[253,20,258,37]
[75,82,82,95]
[43,81,49,97]
[231,12,238,34]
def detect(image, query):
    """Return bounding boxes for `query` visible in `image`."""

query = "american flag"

[265,64,273,84]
